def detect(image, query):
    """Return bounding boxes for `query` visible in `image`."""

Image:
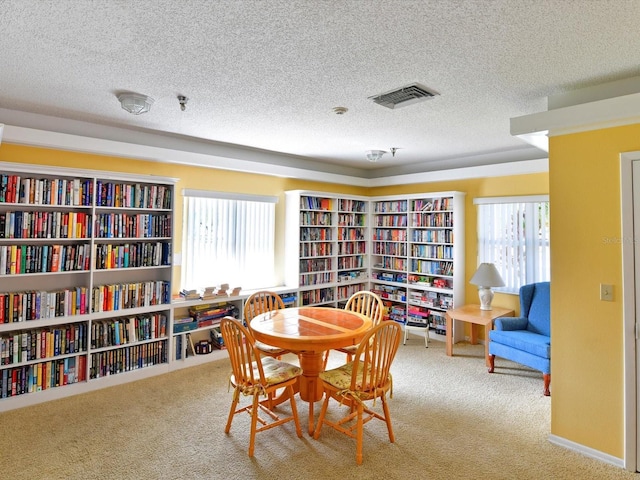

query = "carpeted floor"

[0,339,636,479]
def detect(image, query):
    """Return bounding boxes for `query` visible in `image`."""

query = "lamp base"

[478,287,494,311]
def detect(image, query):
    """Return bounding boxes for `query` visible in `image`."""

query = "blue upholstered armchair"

[488,282,551,396]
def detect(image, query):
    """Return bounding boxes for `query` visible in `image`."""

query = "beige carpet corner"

[0,340,634,480]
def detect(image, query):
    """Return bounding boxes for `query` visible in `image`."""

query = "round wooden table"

[250,306,372,434]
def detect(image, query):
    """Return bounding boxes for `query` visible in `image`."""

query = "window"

[474,195,550,294]
[181,190,277,291]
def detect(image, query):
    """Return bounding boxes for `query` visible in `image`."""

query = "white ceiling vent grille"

[369,83,439,109]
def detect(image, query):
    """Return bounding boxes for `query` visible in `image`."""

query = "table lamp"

[469,263,505,310]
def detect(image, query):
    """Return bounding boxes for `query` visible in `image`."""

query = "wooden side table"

[445,304,514,366]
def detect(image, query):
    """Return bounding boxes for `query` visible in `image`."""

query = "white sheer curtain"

[475,196,550,294]
[181,191,276,291]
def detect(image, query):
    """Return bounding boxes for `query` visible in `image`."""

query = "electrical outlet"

[600,283,613,301]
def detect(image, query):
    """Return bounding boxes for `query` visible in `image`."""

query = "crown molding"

[1,117,548,187]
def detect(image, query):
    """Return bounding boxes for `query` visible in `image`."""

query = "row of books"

[299,196,331,211]
[94,212,172,239]
[412,197,453,212]
[93,241,171,269]
[0,356,87,398]
[90,313,168,349]
[0,210,91,239]
[95,181,172,210]
[92,280,170,313]
[0,243,90,275]
[0,287,91,323]
[0,175,92,206]
[89,341,166,378]
[300,227,332,241]
[1,323,87,365]
[0,175,173,210]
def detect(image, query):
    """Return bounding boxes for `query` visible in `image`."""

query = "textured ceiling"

[1,0,640,177]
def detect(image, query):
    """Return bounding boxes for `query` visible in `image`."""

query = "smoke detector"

[369,83,439,109]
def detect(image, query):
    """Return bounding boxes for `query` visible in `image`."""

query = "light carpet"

[0,339,635,480]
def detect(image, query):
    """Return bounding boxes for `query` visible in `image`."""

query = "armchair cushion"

[489,329,550,359]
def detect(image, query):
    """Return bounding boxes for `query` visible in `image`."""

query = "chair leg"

[355,402,364,465]
[225,389,240,433]
[248,392,260,457]
[313,394,330,439]
[488,354,495,373]
[346,353,353,363]
[381,394,395,443]
[543,374,551,396]
[322,351,329,370]
[288,384,303,438]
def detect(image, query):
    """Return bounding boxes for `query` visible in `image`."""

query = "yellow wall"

[549,124,640,458]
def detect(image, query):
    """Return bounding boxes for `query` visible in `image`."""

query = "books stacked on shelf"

[173,316,198,334]
[210,326,225,349]
[188,302,238,328]
[200,286,218,301]
[179,289,201,301]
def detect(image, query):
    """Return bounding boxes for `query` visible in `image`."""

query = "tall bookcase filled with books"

[284,191,370,307]
[0,161,175,412]
[370,192,465,344]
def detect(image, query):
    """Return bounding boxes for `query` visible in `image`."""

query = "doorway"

[620,151,640,471]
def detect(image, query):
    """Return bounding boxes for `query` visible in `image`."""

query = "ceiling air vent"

[369,83,439,109]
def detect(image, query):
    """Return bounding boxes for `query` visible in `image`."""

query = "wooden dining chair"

[220,316,303,457]
[313,320,402,465]
[323,290,384,369]
[243,291,290,359]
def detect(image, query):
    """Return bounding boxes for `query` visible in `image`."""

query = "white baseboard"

[548,434,627,470]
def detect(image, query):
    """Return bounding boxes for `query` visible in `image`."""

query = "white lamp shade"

[469,263,505,310]
[469,263,505,287]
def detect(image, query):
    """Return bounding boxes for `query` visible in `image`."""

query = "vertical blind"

[181,192,276,291]
[475,196,550,294]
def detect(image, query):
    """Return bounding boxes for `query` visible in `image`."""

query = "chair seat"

[490,329,550,359]
[255,340,287,355]
[320,361,389,392]
[231,357,302,389]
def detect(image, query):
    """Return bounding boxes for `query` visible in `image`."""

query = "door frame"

[621,150,640,471]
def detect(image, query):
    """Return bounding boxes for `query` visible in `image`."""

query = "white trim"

[548,434,627,470]
[0,160,178,184]
[181,189,278,203]
[0,121,549,186]
[473,194,549,205]
[511,91,640,138]
[621,150,640,472]
[0,124,4,145]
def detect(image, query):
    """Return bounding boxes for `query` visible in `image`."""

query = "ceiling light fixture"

[366,150,387,162]
[117,93,154,115]
[332,106,348,115]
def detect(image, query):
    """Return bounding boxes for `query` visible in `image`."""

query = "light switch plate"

[600,283,613,301]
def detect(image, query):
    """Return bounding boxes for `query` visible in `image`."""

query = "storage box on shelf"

[285,191,370,307]
[0,161,176,412]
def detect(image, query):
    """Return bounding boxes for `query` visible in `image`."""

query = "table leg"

[445,313,453,356]
[298,351,324,435]
[470,323,478,345]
